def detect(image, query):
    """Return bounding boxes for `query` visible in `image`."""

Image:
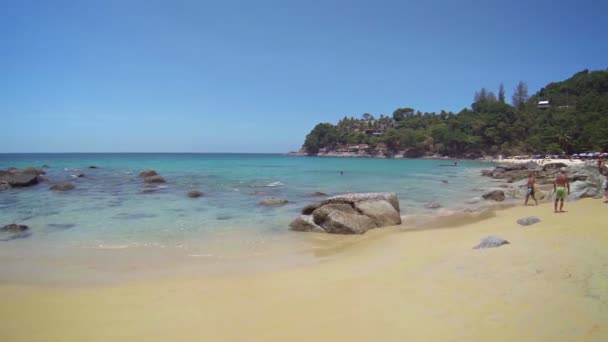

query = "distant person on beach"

[340,171,343,175]
[553,167,570,213]
[599,153,606,172]
[602,165,608,203]
[524,172,538,206]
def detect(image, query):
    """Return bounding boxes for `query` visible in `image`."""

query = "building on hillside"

[537,100,551,109]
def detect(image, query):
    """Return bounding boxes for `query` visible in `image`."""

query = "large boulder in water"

[0,167,45,188]
[289,215,326,233]
[290,192,401,235]
[320,210,377,234]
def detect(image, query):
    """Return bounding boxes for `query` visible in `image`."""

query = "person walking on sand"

[553,167,570,213]
[524,172,538,206]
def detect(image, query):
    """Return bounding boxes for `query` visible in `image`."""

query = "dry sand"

[1,199,607,341]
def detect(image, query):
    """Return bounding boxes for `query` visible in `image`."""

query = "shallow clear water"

[1,153,494,247]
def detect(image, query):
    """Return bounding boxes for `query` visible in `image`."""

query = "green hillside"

[302,69,608,157]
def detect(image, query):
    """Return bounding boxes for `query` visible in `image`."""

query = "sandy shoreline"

[1,199,607,341]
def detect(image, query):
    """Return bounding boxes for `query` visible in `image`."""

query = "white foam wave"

[267,181,285,187]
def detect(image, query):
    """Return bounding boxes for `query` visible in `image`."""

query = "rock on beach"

[473,235,509,249]
[290,192,401,235]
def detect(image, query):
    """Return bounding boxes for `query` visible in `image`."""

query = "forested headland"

[299,69,608,158]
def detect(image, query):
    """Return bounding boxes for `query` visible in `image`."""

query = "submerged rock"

[144,175,166,184]
[290,192,401,235]
[517,216,541,226]
[473,235,510,249]
[308,191,328,197]
[1,224,29,233]
[139,169,158,177]
[260,197,289,207]
[88,165,99,169]
[50,183,75,191]
[424,201,442,209]
[0,224,31,241]
[482,190,505,202]
[187,190,205,198]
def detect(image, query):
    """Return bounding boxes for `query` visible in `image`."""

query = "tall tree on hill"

[498,83,506,103]
[392,107,415,122]
[512,81,529,108]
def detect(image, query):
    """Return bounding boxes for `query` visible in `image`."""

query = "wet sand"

[1,199,607,341]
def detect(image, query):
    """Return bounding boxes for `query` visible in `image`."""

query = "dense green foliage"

[303,69,608,157]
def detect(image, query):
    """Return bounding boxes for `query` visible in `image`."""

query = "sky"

[1,0,607,153]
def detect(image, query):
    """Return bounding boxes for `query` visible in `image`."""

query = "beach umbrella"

[593,152,601,157]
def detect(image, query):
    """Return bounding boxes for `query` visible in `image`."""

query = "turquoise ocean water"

[1,153,495,248]
[0,154,503,284]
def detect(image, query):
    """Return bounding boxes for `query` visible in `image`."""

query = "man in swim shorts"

[524,172,538,206]
[553,167,570,213]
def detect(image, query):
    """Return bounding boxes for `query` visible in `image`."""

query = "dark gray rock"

[308,191,328,197]
[88,165,99,169]
[481,169,494,177]
[354,199,401,226]
[320,210,377,234]
[1,224,29,233]
[144,175,166,184]
[542,162,568,171]
[289,215,326,233]
[0,224,31,241]
[312,203,358,224]
[50,183,75,191]
[139,169,158,177]
[260,197,289,207]
[142,188,158,194]
[517,216,541,226]
[0,167,45,188]
[473,236,510,249]
[187,190,204,198]
[302,202,323,215]
[482,190,505,202]
[323,192,400,212]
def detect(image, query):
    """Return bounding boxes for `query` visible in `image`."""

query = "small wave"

[267,181,285,187]
[97,244,129,249]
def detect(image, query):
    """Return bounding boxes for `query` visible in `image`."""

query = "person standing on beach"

[599,153,606,172]
[524,172,538,206]
[553,167,570,213]
[602,165,608,203]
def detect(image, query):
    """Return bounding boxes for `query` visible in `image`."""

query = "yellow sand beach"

[1,199,607,342]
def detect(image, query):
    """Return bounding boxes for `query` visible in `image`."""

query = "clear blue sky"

[1,0,606,153]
